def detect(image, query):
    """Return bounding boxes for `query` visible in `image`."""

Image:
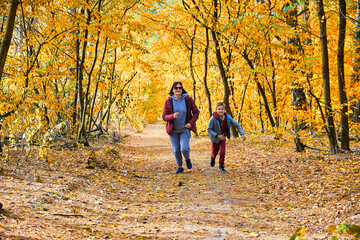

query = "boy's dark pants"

[211,140,226,165]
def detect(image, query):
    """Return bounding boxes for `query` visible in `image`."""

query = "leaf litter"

[1,122,360,239]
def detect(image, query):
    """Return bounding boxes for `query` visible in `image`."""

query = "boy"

[207,102,246,172]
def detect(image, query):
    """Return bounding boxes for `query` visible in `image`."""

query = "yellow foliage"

[0,0,359,153]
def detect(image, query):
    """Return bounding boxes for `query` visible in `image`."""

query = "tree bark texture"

[242,51,276,130]
[77,7,91,144]
[350,0,360,122]
[190,25,197,103]
[337,0,349,150]
[203,27,212,118]
[317,0,339,153]
[0,0,19,82]
[210,23,232,117]
[352,0,360,82]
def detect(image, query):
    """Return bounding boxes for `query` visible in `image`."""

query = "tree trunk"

[0,0,19,82]
[317,0,339,153]
[106,49,116,128]
[106,82,113,128]
[268,47,279,127]
[350,0,360,122]
[337,0,349,150]
[210,0,232,115]
[89,37,108,131]
[77,7,91,145]
[242,51,276,129]
[72,36,80,131]
[83,11,101,133]
[254,72,276,129]
[291,84,307,151]
[211,28,240,136]
[189,25,197,102]
[203,27,212,118]
[258,90,264,133]
[284,0,308,150]
[211,32,231,114]
[351,0,360,82]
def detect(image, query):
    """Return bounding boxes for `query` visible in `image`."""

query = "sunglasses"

[174,86,182,90]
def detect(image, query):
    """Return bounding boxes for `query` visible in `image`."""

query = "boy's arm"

[229,117,245,136]
[207,118,218,138]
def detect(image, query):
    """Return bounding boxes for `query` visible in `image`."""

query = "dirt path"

[112,121,285,239]
[1,121,359,239]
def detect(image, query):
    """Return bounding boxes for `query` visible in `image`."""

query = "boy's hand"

[241,135,246,141]
[185,123,191,128]
[217,135,226,141]
[173,112,179,118]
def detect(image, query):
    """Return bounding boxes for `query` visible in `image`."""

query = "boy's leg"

[169,133,182,167]
[211,141,220,159]
[218,140,226,166]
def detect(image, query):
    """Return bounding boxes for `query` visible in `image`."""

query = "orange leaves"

[0,0,357,150]
[289,227,307,240]
[328,224,360,239]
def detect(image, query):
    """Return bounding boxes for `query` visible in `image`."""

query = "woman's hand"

[173,112,179,118]
[185,123,191,128]
[241,135,247,141]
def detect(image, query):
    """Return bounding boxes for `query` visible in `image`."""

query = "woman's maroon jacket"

[162,95,199,136]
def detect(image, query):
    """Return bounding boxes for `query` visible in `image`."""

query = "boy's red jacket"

[162,95,199,136]
[213,112,227,135]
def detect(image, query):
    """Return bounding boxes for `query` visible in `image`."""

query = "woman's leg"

[169,133,182,167]
[179,130,191,160]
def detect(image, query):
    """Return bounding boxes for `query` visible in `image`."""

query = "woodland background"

[1,0,360,239]
[0,0,360,153]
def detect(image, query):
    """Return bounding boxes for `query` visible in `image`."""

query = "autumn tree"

[2,0,360,158]
[0,0,160,153]
[337,0,349,150]
[182,0,272,136]
[350,0,360,122]
[0,0,19,83]
[317,0,339,153]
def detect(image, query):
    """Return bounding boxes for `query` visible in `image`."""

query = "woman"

[162,82,199,174]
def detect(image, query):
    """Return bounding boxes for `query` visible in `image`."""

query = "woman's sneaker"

[185,159,192,169]
[175,167,184,174]
[218,165,226,172]
[210,158,215,167]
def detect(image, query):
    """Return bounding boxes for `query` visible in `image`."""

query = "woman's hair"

[216,102,226,109]
[169,82,188,96]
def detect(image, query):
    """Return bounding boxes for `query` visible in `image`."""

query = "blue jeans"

[169,130,191,167]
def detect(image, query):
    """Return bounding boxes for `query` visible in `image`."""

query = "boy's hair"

[216,102,226,109]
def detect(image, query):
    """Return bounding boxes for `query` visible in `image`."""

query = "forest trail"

[116,121,269,239]
[1,121,359,239]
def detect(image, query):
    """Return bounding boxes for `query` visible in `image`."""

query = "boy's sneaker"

[218,165,226,173]
[210,158,215,167]
[185,159,192,169]
[175,167,184,174]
